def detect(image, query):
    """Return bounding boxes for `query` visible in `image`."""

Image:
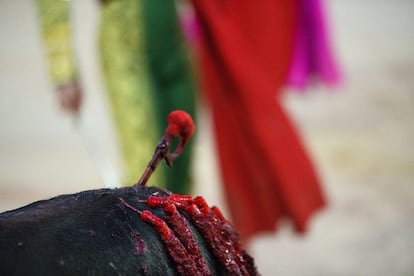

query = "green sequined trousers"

[99,0,164,187]
[37,0,196,193]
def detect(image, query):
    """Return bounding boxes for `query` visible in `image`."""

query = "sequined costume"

[37,0,196,193]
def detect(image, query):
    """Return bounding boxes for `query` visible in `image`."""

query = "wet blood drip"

[210,206,226,223]
[167,194,193,206]
[192,197,251,275]
[146,194,193,209]
[163,204,212,276]
[223,223,258,275]
[149,194,258,275]
[140,211,171,240]
[140,210,201,276]
[199,203,258,275]
[193,196,210,215]
[212,213,258,275]
[144,195,211,275]
[240,251,259,276]
[145,196,166,208]
[119,198,202,276]
[185,204,242,275]
[121,195,258,275]
[204,210,250,276]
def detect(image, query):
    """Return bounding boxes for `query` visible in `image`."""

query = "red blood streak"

[193,196,210,215]
[141,210,201,276]
[167,194,193,207]
[185,204,242,274]
[163,204,212,275]
[130,230,146,256]
[140,211,171,240]
[205,211,249,276]
[210,206,226,223]
[120,196,258,275]
[207,209,258,276]
[146,196,165,208]
[146,195,193,209]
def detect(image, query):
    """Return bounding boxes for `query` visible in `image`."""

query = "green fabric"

[36,0,77,86]
[37,0,196,193]
[142,0,196,194]
[99,0,164,187]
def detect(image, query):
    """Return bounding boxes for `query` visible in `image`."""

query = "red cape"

[191,0,326,242]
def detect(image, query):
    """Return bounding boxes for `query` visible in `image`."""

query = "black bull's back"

[0,186,228,275]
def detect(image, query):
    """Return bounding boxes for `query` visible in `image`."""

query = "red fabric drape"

[191,0,326,242]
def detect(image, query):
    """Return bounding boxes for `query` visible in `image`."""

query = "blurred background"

[1,0,414,275]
